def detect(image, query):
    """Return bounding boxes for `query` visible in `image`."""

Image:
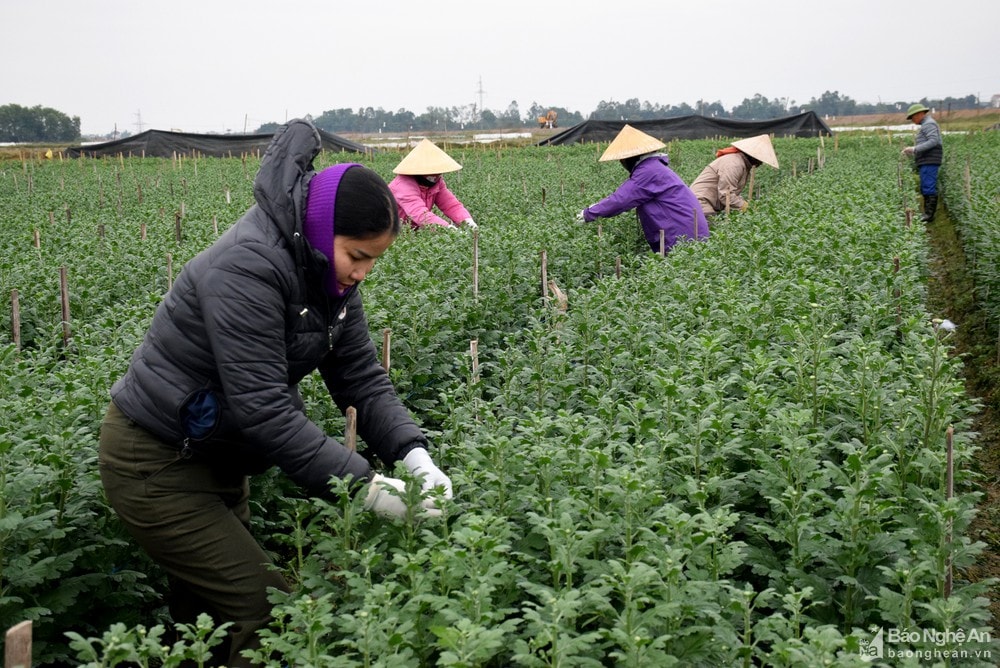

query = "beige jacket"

[689,152,752,215]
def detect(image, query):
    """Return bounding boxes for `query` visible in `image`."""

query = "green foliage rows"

[0,136,996,666]
[942,130,1000,325]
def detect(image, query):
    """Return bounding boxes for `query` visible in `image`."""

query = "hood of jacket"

[254,118,323,249]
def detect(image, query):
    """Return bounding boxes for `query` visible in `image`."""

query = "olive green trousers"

[99,402,289,667]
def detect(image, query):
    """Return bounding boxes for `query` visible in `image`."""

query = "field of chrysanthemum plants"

[1,132,997,667]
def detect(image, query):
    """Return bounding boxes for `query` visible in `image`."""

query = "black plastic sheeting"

[536,112,832,146]
[65,128,372,158]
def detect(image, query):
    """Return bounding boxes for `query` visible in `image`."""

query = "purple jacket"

[584,154,709,252]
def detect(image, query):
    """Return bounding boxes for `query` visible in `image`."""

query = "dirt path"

[924,201,1000,627]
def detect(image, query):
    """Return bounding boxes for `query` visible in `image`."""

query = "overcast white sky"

[3,0,996,136]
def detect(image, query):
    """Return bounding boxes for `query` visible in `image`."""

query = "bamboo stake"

[747,168,755,202]
[659,230,665,256]
[345,406,357,452]
[472,228,480,300]
[540,250,548,305]
[11,289,21,351]
[167,253,173,291]
[893,257,902,335]
[945,424,954,598]
[33,229,40,249]
[174,211,182,244]
[141,223,147,240]
[547,280,568,313]
[213,215,219,236]
[615,256,621,279]
[59,266,70,347]
[381,328,391,372]
[5,620,32,668]
[964,157,971,202]
[470,339,480,384]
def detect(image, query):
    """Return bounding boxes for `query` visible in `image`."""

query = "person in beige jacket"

[689,134,779,217]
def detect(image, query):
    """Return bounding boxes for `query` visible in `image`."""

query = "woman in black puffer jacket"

[99,119,451,667]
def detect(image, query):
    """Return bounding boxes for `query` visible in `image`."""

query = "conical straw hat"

[599,124,667,162]
[392,139,462,175]
[731,134,779,169]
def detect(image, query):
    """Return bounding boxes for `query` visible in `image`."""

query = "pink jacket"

[388,174,471,228]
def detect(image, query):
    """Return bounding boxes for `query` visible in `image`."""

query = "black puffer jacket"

[110,119,425,496]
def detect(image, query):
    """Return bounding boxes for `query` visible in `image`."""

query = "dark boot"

[921,195,938,222]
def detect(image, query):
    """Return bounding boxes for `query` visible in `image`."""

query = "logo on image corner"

[860,627,884,659]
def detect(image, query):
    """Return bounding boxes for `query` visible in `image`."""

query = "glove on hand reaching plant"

[403,448,453,502]
[363,473,442,519]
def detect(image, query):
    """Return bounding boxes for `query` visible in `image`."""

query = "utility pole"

[476,76,486,118]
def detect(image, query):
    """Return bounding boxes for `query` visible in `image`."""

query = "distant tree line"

[0,91,989,141]
[0,104,81,142]
[258,90,988,135]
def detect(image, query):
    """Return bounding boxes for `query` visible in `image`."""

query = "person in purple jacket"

[578,124,709,254]
[388,139,477,231]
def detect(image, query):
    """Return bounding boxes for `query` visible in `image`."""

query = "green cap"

[906,103,931,119]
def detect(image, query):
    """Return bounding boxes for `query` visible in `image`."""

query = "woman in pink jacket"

[388,139,477,230]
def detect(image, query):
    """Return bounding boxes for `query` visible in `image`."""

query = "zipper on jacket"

[180,438,194,459]
[325,289,349,350]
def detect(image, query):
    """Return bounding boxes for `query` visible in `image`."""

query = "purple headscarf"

[303,163,361,296]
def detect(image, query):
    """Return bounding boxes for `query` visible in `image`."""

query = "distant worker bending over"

[388,139,477,230]
[578,124,709,254]
[689,134,779,217]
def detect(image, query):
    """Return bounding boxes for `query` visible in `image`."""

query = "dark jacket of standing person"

[902,103,943,221]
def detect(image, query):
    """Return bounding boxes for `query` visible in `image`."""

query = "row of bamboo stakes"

[8,228,582,348]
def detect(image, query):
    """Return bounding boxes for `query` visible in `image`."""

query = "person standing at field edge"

[901,102,943,222]
[388,139,478,230]
[98,119,452,667]
[577,124,709,254]
[689,134,780,217]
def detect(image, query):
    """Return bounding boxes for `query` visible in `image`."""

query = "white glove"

[363,474,442,519]
[575,210,586,222]
[463,218,478,230]
[363,474,408,518]
[902,146,914,156]
[403,448,453,499]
